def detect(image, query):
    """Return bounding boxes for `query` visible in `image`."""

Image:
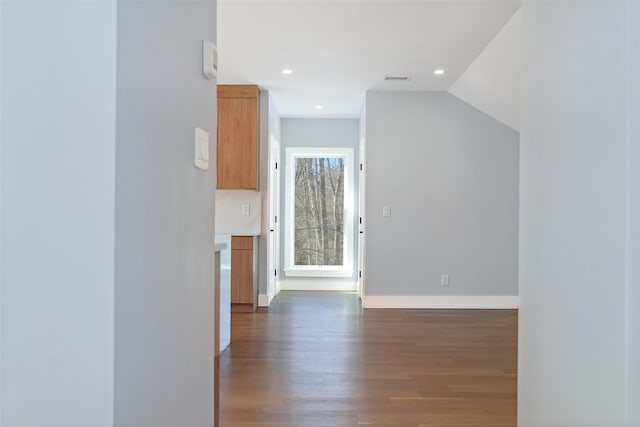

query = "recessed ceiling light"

[315,105,323,110]
[282,69,293,75]
[434,69,445,76]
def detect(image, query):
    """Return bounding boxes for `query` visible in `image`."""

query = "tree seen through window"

[294,157,345,266]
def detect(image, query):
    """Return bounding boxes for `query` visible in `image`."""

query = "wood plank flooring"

[219,292,518,427]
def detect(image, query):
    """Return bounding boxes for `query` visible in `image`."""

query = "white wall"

[0,1,117,425]
[216,190,262,236]
[364,92,519,302]
[519,1,634,425]
[279,119,360,283]
[113,1,217,426]
[449,8,520,131]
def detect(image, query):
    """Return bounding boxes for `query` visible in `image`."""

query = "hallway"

[219,292,518,427]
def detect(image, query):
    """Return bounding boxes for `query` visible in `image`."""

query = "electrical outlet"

[440,274,449,286]
[241,204,250,216]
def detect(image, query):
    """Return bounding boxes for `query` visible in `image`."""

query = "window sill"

[284,268,354,278]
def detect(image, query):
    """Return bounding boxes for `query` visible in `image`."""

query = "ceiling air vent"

[384,76,411,81]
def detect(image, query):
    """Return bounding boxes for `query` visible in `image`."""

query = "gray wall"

[518,1,635,424]
[279,119,360,282]
[0,1,117,425]
[365,92,519,296]
[630,4,640,423]
[114,2,217,426]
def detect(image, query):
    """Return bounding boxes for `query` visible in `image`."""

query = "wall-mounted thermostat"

[202,40,217,80]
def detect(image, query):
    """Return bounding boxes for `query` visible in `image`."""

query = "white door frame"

[267,142,281,302]
[357,136,366,299]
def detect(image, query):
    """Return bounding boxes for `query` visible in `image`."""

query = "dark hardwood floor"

[219,291,518,427]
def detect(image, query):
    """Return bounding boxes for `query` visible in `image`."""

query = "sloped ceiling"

[448,9,521,131]
[218,1,521,119]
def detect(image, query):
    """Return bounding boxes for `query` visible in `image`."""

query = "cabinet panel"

[217,85,258,190]
[231,249,253,304]
[218,85,259,98]
[231,236,253,250]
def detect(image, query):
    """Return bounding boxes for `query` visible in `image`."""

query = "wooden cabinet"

[217,85,259,190]
[230,236,258,312]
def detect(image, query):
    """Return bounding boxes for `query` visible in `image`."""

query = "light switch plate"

[195,127,209,170]
[441,274,449,286]
[382,206,391,217]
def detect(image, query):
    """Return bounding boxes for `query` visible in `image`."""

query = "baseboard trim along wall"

[362,295,520,309]
[258,282,282,307]
[258,293,272,307]
[278,280,357,292]
[275,280,281,296]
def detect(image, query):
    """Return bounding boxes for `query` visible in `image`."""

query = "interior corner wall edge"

[114,1,217,426]
[627,1,640,423]
[364,91,519,298]
[0,1,117,425]
[1,2,4,421]
[518,1,630,424]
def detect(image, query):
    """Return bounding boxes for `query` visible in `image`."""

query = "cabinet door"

[231,249,253,304]
[217,96,258,190]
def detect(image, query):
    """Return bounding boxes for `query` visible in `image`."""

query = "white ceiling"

[217,0,521,119]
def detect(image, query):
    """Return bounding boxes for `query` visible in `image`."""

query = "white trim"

[357,129,366,299]
[279,280,357,292]
[284,267,354,278]
[362,295,520,309]
[284,147,355,276]
[258,293,273,307]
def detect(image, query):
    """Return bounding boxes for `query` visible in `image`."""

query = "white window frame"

[284,147,354,278]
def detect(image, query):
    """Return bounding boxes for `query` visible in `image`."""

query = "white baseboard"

[258,282,282,307]
[278,279,357,292]
[258,294,270,307]
[362,295,519,309]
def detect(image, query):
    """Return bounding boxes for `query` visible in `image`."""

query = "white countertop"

[214,243,227,252]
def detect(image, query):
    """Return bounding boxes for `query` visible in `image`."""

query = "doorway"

[267,118,364,297]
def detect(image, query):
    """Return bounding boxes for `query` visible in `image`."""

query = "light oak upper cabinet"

[217,85,259,190]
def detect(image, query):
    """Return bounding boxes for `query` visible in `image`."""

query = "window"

[284,147,354,277]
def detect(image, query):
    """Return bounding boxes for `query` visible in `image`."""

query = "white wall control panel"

[195,127,209,170]
[202,40,218,80]
[382,206,391,217]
